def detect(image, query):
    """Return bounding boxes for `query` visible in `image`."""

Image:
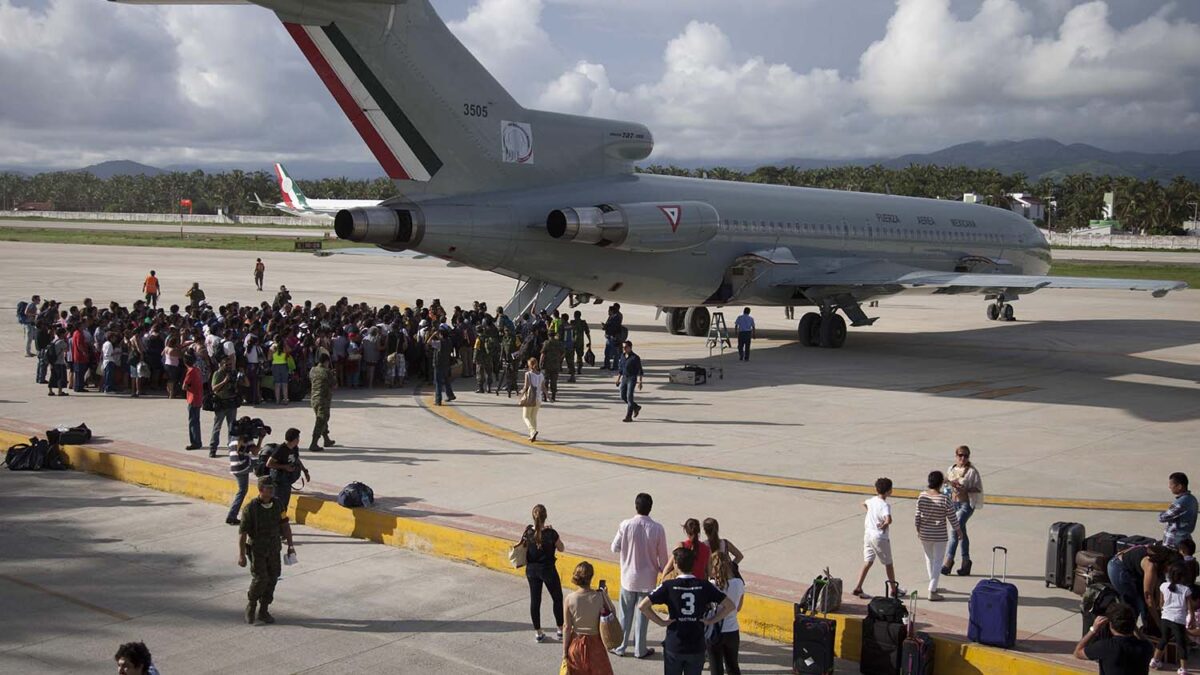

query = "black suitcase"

[861,581,907,675]
[1046,522,1086,589]
[900,592,935,675]
[1117,535,1158,552]
[792,601,836,674]
[1084,532,1126,558]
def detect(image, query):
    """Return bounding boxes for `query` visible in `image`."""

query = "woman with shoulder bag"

[562,561,614,675]
[519,356,544,442]
[522,504,565,643]
[707,552,746,675]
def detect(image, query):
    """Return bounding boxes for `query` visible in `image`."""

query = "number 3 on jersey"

[680,592,696,616]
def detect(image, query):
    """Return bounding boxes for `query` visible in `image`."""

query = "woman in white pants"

[915,471,961,601]
[521,357,544,442]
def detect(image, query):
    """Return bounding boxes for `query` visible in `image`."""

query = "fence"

[1045,232,1200,250]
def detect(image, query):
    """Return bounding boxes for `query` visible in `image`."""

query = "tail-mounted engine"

[546,201,719,253]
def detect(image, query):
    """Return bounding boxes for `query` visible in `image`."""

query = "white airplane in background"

[254,162,380,219]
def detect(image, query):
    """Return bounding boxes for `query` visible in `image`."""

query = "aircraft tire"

[1002,304,1015,321]
[663,307,686,334]
[986,304,1000,321]
[684,307,710,337]
[798,313,821,347]
[819,313,847,348]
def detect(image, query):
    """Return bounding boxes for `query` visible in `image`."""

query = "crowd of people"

[19,268,655,456]
[18,270,1199,675]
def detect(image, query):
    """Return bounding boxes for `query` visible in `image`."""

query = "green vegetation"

[3,163,1197,234]
[1049,262,1200,289]
[0,227,355,253]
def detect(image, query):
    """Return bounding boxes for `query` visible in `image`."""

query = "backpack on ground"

[799,568,843,614]
[337,481,375,508]
[5,437,68,471]
[51,423,92,445]
[16,301,29,324]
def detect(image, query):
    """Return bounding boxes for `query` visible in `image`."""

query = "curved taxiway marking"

[420,394,1165,512]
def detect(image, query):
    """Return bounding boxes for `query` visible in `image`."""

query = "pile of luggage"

[4,423,90,472]
[791,548,1019,674]
[1045,521,1160,635]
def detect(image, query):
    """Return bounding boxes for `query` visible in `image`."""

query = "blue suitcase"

[968,546,1019,649]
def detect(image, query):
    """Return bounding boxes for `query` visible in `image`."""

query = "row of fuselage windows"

[719,219,1011,244]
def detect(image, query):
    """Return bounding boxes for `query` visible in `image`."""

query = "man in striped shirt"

[226,432,259,525]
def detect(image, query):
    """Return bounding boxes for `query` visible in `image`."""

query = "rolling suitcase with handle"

[860,580,907,675]
[792,576,837,674]
[900,591,935,675]
[969,546,1019,649]
[1045,522,1085,589]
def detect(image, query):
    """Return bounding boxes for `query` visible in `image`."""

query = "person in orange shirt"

[142,270,161,309]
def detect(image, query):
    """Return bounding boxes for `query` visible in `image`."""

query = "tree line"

[1,164,1197,234]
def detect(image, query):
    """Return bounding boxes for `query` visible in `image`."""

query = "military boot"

[258,603,275,624]
[245,600,257,624]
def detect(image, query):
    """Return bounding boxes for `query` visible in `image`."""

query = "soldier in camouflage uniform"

[497,326,519,397]
[238,476,295,624]
[308,353,336,451]
[539,331,566,402]
[568,310,591,382]
[473,324,498,393]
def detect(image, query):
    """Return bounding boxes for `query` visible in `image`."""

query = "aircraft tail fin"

[276,1,653,198]
[273,162,309,210]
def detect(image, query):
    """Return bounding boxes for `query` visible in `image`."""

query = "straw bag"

[599,591,623,650]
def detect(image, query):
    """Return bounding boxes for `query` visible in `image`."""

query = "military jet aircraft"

[114,0,1186,348]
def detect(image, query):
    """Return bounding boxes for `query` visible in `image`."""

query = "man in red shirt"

[183,353,204,450]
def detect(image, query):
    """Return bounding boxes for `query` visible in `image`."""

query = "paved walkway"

[4,242,1198,669]
[0,469,812,674]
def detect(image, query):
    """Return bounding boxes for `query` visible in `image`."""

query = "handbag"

[517,376,537,407]
[599,592,624,650]
[508,537,528,568]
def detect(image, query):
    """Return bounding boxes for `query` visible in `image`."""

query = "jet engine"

[546,201,719,253]
[334,207,423,248]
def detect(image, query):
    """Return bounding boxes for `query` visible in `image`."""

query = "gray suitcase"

[1046,522,1086,589]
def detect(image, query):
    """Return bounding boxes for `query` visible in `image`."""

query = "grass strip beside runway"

[1050,261,1200,289]
[0,226,354,253]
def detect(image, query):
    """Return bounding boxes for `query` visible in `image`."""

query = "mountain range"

[5,139,1200,182]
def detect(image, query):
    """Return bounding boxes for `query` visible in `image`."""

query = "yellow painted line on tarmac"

[0,427,1090,674]
[421,396,1166,512]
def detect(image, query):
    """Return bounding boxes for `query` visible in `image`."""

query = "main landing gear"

[986,296,1015,322]
[797,308,847,349]
[662,307,711,337]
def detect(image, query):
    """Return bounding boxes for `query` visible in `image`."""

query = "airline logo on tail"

[283,22,443,183]
[274,163,308,209]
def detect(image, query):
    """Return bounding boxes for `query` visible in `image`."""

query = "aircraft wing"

[314,248,466,266]
[774,261,1187,298]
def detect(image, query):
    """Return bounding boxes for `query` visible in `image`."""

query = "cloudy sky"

[2,0,1199,172]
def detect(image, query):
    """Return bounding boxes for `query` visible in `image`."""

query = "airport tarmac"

[0,470,810,673]
[2,241,1199,666]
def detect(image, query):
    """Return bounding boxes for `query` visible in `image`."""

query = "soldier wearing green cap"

[238,476,294,624]
[308,353,335,452]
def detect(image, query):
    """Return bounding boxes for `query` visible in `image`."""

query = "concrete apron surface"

[4,242,1199,669]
